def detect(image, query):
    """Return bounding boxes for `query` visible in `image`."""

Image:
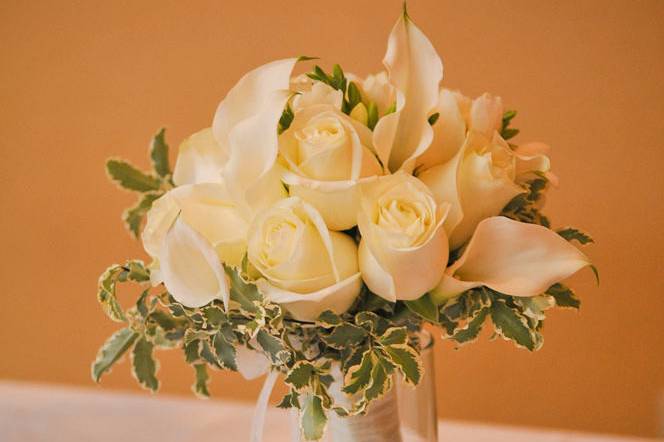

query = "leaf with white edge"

[131,337,159,391]
[316,310,342,328]
[364,357,393,402]
[256,329,289,364]
[277,391,300,409]
[301,394,327,441]
[452,308,490,345]
[200,340,221,369]
[122,260,150,282]
[343,349,374,395]
[378,327,408,346]
[150,128,171,178]
[285,361,316,391]
[557,228,594,245]
[491,301,535,351]
[192,364,210,398]
[184,339,200,364]
[224,265,262,313]
[97,265,127,322]
[546,283,581,309]
[91,328,138,382]
[381,344,421,386]
[106,159,161,192]
[404,294,439,322]
[321,323,367,350]
[212,331,237,370]
[123,192,161,238]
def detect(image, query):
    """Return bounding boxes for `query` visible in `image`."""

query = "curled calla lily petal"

[416,89,467,172]
[159,217,229,309]
[358,172,450,301]
[430,216,592,303]
[173,128,227,186]
[257,273,362,322]
[142,183,250,267]
[374,8,443,173]
[212,58,297,205]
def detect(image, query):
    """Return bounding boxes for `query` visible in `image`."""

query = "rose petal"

[258,273,362,321]
[431,216,592,302]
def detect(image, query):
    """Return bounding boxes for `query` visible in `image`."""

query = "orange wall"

[1,0,663,438]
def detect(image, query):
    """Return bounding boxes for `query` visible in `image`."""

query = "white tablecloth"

[0,381,654,442]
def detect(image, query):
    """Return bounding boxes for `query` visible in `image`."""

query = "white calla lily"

[212,58,297,205]
[431,216,592,303]
[373,8,443,173]
[173,128,227,186]
[358,172,450,301]
[159,217,230,309]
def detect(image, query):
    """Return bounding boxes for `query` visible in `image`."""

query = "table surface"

[0,381,656,442]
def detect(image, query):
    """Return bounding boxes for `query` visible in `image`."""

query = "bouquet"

[93,5,595,441]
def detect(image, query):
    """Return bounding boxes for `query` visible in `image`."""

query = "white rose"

[416,91,503,172]
[248,197,362,321]
[357,172,450,301]
[142,183,249,308]
[280,104,382,230]
[419,131,523,250]
[419,129,555,250]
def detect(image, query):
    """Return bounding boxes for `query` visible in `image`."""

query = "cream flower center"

[294,116,347,164]
[374,185,435,249]
[260,216,298,268]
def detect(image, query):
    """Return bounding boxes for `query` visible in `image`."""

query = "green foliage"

[301,394,327,441]
[97,260,150,322]
[405,293,439,322]
[91,328,138,382]
[132,337,159,391]
[491,300,537,351]
[123,192,161,238]
[150,128,171,178]
[501,174,551,227]
[366,102,379,130]
[557,228,594,245]
[427,112,440,126]
[106,159,162,192]
[501,110,519,140]
[547,283,581,309]
[192,364,210,398]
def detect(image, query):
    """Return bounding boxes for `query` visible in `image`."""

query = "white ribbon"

[250,370,279,442]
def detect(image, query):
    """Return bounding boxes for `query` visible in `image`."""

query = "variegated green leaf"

[212,331,237,370]
[452,308,490,345]
[321,323,367,349]
[106,159,161,192]
[381,344,421,386]
[301,394,327,441]
[192,363,210,398]
[405,293,439,322]
[123,192,161,238]
[150,128,171,178]
[91,327,138,382]
[131,337,159,391]
[343,349,374,395]
[557,227,594,245]
[491,301,535,351]
[546,283,581,309]
[285,361,316,391]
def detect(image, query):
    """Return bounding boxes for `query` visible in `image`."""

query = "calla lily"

[212,58,298,205]
[373,7,443,173]
[172,128,227,186]
[158,217,230,309]
[430,216,592,303]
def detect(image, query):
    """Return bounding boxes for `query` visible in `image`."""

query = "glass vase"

[291,331,438,442]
